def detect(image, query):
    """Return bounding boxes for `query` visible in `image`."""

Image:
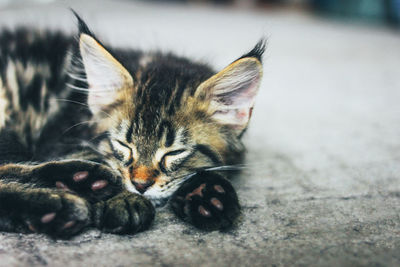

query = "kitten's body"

[0,16,264,237]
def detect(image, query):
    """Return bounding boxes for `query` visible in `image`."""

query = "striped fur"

[0,16,265,236]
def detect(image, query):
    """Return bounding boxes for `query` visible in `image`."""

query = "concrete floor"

[0,0,400,266]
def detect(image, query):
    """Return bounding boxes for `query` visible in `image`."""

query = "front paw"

[20,190,90,238]
[35,160,123,203]
[92,192,155,234]
[170,172,240,230]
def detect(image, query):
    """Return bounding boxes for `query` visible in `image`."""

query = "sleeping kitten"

[0,12,264,238]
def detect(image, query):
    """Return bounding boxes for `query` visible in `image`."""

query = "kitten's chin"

[143,188,174,207]
[148,197,169,207]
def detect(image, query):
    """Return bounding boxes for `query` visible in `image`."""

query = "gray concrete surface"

[0,0,400,266]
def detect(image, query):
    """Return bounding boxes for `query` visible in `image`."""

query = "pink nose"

[132,180,154,194]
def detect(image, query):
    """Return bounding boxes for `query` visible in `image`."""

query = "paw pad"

[61,221,76,230]
[73,171,89,182]
[55,181,70,190]
[185,183,205,200]
[198,205,211,217]
[170,173,240,230]
[214,185,225,193]
[41,212,56,223]
[210,197,223,211]
[91,180,108,191]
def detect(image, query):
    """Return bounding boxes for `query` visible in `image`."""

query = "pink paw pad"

[73,171,89,182]
[214,185,225,194]
[27,222,37,232]
[185,183,206,200]
[91,180,108,191]
[210,197,223,211]
[61,221,76,230]
[41,212,56,224]
[198,205,212,217]
[56,181,70,191]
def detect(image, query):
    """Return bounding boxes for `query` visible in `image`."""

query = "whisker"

[55,98,90,108]
[62,120,95,135]
[66,83,121,93]
[67,72,87,82]
[66,83,90,92]
[203,165,248,172]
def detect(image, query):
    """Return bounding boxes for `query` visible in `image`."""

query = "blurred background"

[0,0,399,28]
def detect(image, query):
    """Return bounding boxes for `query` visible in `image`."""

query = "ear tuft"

[238,39,267,63]
[71,9,94,37]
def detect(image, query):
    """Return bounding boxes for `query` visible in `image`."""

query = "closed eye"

[116,140,131,149]
[164,149,186,157]
[160,149,190,172]
[111,139,134,166]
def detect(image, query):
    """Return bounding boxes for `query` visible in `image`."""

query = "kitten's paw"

[22,190,90,238]
[35,160,123,202]
[170,172,240,230]
[93,192,155,234]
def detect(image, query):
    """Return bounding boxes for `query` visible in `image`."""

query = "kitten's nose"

[132,180,154,194]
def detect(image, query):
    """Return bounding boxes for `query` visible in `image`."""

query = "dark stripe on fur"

[126,122,134,143]
[194,144,222,165]
[158,121,175,147]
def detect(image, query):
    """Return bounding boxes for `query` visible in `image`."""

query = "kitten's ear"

[79,34,133,114]
[72,11,133,115]
[196,40,265,134]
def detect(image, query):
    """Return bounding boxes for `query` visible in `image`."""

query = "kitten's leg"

[170,171,241,230]
[92,191,155,234]
[0,181,90,238]
[0,159,155,235]
[0,159,123,203]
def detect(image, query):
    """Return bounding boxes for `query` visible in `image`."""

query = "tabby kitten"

[0,13,264,238]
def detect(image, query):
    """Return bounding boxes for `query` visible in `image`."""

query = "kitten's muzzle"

[132,180,155,194]
[130,165,158,194]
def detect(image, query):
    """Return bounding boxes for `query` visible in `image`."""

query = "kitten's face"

[100,100,229,205]
[78,34,263,205]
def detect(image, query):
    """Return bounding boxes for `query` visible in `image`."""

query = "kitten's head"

[74,17,264,205]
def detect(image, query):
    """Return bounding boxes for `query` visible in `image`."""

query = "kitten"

[0,12,264,238]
